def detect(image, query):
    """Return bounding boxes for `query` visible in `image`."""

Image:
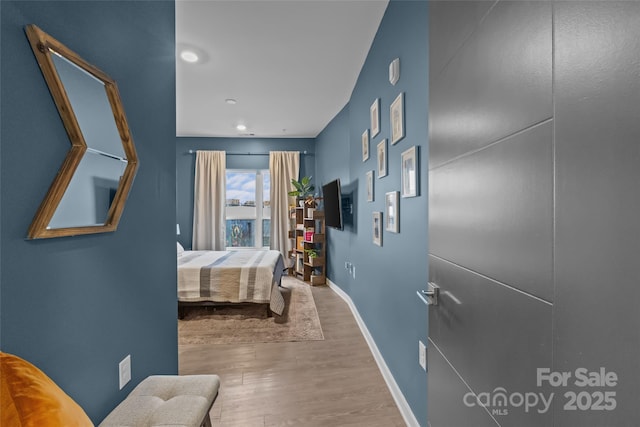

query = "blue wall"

[315,1,429,424]
[314,104,353,291]
[0,1,177,423]
[176,137,315,249]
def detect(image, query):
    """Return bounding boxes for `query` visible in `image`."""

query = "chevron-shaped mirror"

[25,25,138,239]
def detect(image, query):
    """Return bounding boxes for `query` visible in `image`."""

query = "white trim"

[327,279,420,427]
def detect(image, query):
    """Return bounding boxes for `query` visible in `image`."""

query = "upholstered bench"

[99,374,220,427]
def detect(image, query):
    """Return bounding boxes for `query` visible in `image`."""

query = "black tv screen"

[322,179,343,229]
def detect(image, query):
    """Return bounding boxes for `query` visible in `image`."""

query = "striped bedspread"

[178,250,285,314]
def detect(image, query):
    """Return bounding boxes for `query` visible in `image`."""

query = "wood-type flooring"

[179,282,406,426]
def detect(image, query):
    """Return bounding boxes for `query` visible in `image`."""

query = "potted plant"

[304,248,322,266]
[289,176,316,207]
[305,248,319,258]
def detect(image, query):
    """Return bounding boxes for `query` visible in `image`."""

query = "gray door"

[428,2,553,425]
[553,2,640,426]
[427,2,639,426]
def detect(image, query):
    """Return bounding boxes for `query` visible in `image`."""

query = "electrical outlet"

[345,262,355,277]
[119,355,131,390]
[419,341,426,371]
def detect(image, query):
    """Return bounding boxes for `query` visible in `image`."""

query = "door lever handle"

[421,282,440,306]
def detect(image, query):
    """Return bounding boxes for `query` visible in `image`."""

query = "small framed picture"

[377,139,387,178]
[362,129,369,162]
[372,212,382,246]
[366,170,374,202]
[370,98,380,137]
[390,92,405,145]
[385,191,399,233]
[296,253,304,273]
[401,146,419,198]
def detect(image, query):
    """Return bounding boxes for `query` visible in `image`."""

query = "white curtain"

[192,150,226,250]
[269,151,300,259]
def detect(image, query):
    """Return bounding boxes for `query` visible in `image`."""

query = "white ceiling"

[176,0,389,138]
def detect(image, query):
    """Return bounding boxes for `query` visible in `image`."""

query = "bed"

[177,247,286,318]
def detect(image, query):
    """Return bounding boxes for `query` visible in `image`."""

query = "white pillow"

[177,241,185,256]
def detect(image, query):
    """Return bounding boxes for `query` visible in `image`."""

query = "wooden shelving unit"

[288,204,326,285]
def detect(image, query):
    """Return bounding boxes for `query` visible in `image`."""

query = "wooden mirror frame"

[25,25,138,239]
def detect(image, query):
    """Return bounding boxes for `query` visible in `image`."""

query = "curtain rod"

[186,149,313,156]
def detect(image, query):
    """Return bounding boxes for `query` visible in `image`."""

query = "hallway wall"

[0,2,178,422]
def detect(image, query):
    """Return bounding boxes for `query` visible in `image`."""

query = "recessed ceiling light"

[236,124,247,131]
[225,99,237,105]
[180,50,199,63]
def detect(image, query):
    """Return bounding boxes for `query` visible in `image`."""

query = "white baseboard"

[327,279,420,427]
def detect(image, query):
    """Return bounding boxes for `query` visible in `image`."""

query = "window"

[225,170,270,248]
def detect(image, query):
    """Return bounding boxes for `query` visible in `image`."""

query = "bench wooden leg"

[201,393,216,427]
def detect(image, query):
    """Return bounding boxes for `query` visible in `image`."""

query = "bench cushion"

[99,375,220,427]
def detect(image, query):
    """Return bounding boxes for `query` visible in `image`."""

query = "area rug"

[178,277,324,345]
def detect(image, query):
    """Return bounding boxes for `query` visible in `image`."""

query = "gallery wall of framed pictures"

[360,85,419,246]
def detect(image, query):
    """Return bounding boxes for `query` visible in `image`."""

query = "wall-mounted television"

[322,179,343,230]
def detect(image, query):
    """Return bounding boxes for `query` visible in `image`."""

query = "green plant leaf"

[289,176,315,197]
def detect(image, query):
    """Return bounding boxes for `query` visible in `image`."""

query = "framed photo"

[377,139,387,178]
[366,170,374,202]
[362,129,369,162]
[372,212,382,246]
[390,92,405,145]
[295,253,304,273]
[385,191,399,233]
[401,146,419,198]
[370,98,380,137]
